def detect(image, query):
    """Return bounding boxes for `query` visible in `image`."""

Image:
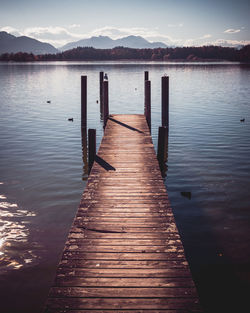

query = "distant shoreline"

[0,58,248,63]
[1,45,249,62]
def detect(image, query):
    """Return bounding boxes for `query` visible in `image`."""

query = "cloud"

[167,23,183,28]
[69,24,80,28]
[201,34,212,39]
[0,26,23,36]
[23,26,84,47]
[224,29,241,34]
[90,26,157,39]
[181,35,250,48]
[182,34,212,47]
[209,39,250,47]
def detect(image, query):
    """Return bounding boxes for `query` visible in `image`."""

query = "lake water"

[0,61,249,313]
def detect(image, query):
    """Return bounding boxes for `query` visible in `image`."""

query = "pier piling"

[99,71,104,113]
[144,80,151,131]
[81,75,87,128]
[162,76,169,127]
[103,80,109,128]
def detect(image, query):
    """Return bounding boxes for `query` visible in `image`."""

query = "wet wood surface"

[44,114,202,312]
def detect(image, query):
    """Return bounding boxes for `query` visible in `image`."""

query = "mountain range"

[60,35,167,51]
[0,31,167,55]
[0,31,58,55]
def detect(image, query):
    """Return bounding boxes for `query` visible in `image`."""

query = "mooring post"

[99,71,104,113]
[144,71,149,115]
[162,76,169,127]
[103,80,109,128]
[81,75,87,128]
[157,126,168,165]
[88,128,96,174]
[145,80,151,131]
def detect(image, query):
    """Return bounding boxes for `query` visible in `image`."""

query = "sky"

[0,0,249,48]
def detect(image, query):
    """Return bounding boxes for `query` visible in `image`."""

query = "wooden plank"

[72,223,178,232]
[56,268,191,278]
[45,310,193,313]
[64,246,183,253]
[62,252,186,261]
[45,297,201,310]
[54,277,194,287]
[68,229,180,238]
[79,202,170,208]
[58,259,189,268]
[45,114,202,312]
[66,239,182,246]
[75,217,173,223]
[76,212,173,218]
[49,287,197,298]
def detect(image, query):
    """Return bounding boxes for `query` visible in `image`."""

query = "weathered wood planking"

[44,114,202,312]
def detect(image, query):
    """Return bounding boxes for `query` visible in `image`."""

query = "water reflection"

[81,128,88,181]
[0,191,37,273]
[180,191,192,200]
[158,127,169,178]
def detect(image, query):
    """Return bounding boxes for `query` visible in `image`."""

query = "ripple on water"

[0,191,38,273]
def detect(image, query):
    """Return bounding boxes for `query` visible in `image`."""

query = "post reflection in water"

[81,128,88,181]
[158,127,169,178]
[100,87,104,122]
[100,101,104,122]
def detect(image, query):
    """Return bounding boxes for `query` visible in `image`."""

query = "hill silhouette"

[0,31,58,55]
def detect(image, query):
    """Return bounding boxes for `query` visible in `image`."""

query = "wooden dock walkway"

[45,114,202,312]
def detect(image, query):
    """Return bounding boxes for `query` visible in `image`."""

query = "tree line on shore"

[0,45,250,62]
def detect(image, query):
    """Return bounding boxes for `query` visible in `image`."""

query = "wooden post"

[145,80,151,131]
[162,76,169,127]
[81,75,87,128]
[103,80,109,128]
[88,129,96,174]
[144,71,148,115]
[99,71,104,113]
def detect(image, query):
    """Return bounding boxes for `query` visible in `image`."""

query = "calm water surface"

[0,61,250,313]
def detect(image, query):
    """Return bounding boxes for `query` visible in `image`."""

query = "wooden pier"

[45,114,202,312]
